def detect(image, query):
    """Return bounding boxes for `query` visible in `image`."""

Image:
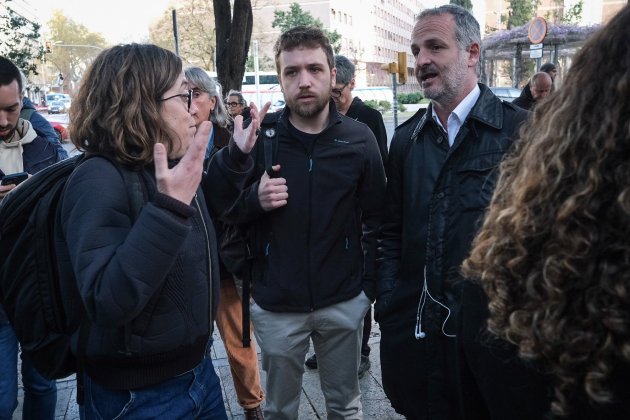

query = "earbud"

[415,323,426,339]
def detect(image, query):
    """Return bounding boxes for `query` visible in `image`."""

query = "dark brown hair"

[69,44,182,167]
[273,25,334,74]
[463,4,630,417]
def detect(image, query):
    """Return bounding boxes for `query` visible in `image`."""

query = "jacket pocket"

[457,152,504,211]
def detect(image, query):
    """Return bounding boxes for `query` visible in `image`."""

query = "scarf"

[0,119,37,174]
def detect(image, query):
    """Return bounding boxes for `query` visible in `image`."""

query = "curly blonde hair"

[463,5,630,417]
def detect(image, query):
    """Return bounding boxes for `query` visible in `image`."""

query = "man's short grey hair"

[334,55,355,85]
[184,66,230,128]
[417,4,481,52]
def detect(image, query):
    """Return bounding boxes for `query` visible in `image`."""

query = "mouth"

[0,127,11,137]
[420,71,438,83]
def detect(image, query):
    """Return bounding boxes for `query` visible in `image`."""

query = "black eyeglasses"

[331,83,349,98]
[160,89,193,112]
[226,101,242,108]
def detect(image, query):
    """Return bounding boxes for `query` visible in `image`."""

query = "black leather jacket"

[376,84,529,418]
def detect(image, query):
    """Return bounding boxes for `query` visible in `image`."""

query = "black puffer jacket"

[60,156,220,390]
[206,102,386,312]
[376,84,537,419]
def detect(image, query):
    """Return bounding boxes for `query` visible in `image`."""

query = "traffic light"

[380,61,397,74]
[45,41,53,54]
[58,73,64,81]
[397,52,407,85]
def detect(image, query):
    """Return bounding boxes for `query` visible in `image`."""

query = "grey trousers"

[250,291,371,420]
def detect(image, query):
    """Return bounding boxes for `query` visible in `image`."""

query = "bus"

[240,71,284,109]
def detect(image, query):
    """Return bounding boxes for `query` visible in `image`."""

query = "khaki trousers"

[215,277,264,409]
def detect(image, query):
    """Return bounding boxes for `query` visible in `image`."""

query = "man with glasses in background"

[226,90,251,122]
[304,54,388,378]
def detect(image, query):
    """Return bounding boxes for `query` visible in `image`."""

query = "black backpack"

[0,154,146,380]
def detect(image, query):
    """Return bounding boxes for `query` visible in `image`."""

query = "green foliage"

[272,3,342,53]
[501,0,540,29]
[378,100,391,111]
[397,92,424,104]
[398,103,406,112]
[450,0,473,11]
[364,99,378,109]
[0,0,45,77]
[562,0,584,24]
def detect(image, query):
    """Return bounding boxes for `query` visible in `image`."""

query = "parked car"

[489,86,521,102]
[48,100,67,114]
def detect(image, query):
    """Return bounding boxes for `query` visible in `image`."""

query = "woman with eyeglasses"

[60,44,262,418]
[226,90,251,122]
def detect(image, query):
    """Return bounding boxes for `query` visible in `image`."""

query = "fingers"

[153,142,168,181]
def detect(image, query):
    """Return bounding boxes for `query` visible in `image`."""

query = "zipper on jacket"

[194,194,213,335]
[307,153,314,310]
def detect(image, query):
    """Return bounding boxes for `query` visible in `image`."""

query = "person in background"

[0,55,61,420]
[206,25,385,419]
[226,90,251,121]
[186,66,265,420]
[304,54,388,377]
[463,4,630,418]
[60,43,265,418]
[512,71,552,110]
[19,71,68,160]
[376,4,545,419]
[519,61,558,103]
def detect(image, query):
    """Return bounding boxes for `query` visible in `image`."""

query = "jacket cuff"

[152,192,196,219]
[227,140,252,171]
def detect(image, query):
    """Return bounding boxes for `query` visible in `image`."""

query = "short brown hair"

[69,44,182,167]
[273,26,334,74]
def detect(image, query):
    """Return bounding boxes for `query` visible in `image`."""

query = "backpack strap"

[20,107,35,121]
[241,117,279,347]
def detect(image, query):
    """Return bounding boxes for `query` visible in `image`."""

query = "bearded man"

[206,25,385,419]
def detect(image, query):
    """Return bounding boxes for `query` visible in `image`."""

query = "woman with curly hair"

[463,4,630,418]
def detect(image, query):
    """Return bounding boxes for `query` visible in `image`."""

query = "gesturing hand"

[153,121,211,205]
[233,101,271,154]
[258,165,288,211]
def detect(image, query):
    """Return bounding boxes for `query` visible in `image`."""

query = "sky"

[13,0,175,44]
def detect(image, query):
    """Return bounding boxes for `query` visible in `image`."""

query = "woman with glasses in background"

[226,90,251,122]
[60,44,262,419]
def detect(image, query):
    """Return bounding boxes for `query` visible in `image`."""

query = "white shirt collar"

[431,84,481,146]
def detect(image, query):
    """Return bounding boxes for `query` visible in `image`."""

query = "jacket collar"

[411,83,504,140]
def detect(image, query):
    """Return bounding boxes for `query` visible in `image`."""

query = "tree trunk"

[214,0,253,95]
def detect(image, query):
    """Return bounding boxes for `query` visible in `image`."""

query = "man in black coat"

[376,5,549,419]
[513,71,553,110]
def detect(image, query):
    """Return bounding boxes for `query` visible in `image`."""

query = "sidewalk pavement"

[14,317,404,419]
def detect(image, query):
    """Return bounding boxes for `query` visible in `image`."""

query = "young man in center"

[206,26,386,419]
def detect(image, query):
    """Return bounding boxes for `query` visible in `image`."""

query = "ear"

[331,67,337,88]
[349,78,356,90]
[467,42,480,68]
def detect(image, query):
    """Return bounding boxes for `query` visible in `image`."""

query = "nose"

[414,49,431,69]
[297,70,311,89]
[189,101,199,115]
[0,111,7,127]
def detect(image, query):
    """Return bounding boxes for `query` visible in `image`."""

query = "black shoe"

[305,353,318,369]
